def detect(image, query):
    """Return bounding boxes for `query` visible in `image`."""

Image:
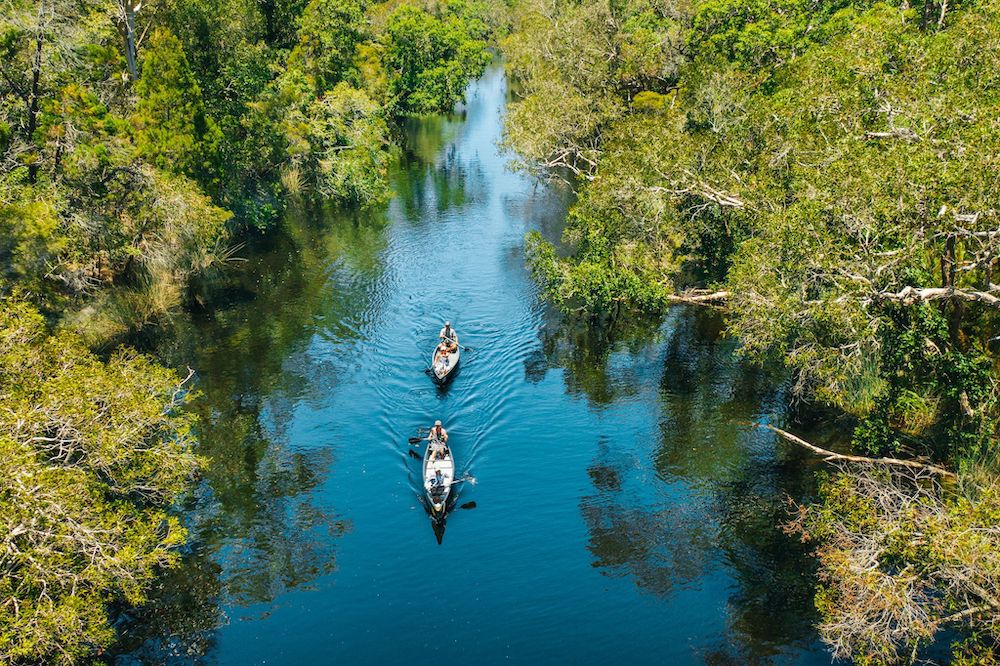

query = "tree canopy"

[0,300,199,664]
[504,0,1000,660]
[0,0,496,335]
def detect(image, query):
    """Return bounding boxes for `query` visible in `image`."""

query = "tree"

[133,28,221,181]
[501,0,686,178]
[0,300,200,663]
[787,467,1000,664]
[289,0,367,93]
[382,4,491,114]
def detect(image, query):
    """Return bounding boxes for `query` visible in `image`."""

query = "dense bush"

[0,300,200,663]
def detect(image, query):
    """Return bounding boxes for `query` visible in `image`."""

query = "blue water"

[117,62,833,664]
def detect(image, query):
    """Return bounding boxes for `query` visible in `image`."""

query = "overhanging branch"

[751,422,957,479]
[874,286,1000,308]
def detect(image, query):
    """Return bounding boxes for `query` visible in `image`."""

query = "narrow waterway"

[117,62,836,664]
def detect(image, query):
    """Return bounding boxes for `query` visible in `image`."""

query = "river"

[115,62,836,664]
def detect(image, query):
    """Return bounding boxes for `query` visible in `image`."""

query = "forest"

[1,0,999,659]
[505,0,1000,661]
[1,0,494,660]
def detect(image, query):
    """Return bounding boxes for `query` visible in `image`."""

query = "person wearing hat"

[427,420,449,460]
[439,321,456,343]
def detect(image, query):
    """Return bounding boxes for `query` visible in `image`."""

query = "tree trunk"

[26,0,45,185]
[943,234,964,348]
[121,0,139,81]
[752,422,957,478]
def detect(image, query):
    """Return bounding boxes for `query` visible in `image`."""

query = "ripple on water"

[118,62,831,666]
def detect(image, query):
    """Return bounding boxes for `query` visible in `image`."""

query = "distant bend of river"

[114,62,836,665]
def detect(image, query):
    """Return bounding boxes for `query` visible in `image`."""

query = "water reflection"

[581,437,715,597]
[532,311,664,406]
[115,205,389,660]
[543,307,825,661]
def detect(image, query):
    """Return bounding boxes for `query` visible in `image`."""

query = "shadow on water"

[528,308,665,405]
[538,306,830,662]
[426,497,478,545]
[111,204,389,662]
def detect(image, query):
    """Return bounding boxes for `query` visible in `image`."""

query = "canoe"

[423,435,455,520]
[430,332,460,383]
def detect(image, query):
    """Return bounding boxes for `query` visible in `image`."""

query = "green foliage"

[850,305,997,464]
[382,4,492,114]
[0,196,67,298]
[289,0,368,92]
[282,82,392,204]
[501,0,686,177]
[512,0,1000,464]
[0,300,200,663]
[689,0,864,68]
[0,0,498,331]
[133,28,222,181]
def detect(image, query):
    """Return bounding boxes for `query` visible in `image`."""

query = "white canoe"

[423,436,455,519]
[431,332,460,383]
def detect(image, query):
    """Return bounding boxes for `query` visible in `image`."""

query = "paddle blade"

[408,437,424,444]
[459,501,477,510]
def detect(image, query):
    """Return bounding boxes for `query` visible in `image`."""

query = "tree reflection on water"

[111,205,386,662]
[543,307,826,661]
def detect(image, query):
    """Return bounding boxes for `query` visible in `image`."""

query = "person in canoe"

[427,420,449,460]
[435,337,458,364]
[439,321,456,343]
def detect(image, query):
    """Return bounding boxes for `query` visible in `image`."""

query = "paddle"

[408,436,425,444]
[452,474,477,486]
[459,501,477,510]
[438,336,472,352]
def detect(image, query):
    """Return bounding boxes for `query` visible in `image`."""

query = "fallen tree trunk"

[667,289,730,305]
[752,422,957,479]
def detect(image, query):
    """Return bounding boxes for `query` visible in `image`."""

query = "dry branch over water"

[753,423,957,479]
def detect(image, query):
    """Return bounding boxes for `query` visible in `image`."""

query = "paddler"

[427,420,449,460]
[439,321,456,343]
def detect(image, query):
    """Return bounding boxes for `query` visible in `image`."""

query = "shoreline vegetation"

[503,0,1000,661]
[1,0,497,660]
[2,0,999,660]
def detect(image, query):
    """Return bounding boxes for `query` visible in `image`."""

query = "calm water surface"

[117,63,836,664]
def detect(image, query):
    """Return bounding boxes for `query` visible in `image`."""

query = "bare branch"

[752,422,957,478]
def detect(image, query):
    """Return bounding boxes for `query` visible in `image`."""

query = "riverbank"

[106,61,841,665]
